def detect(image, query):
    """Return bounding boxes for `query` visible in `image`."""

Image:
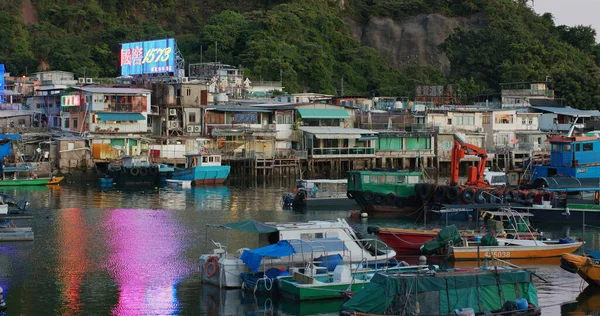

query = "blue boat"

[532,134,600,182]
[170,153,230,186]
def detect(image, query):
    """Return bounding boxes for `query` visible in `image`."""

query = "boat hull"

[278,277,368,301]
[171,166,230,186]
[560,253,600,287]
[295,197,358,211]
[0,177,63,186]
[348,190,421,216]
[451,242,583,260]
[375,229,437,254]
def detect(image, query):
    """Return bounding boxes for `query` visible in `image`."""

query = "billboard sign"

[120,39,176,76]
[61,95,81,107]
[0,64,4,102]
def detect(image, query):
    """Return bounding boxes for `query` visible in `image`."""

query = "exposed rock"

[20,0,38,25]
[348,14,487,75]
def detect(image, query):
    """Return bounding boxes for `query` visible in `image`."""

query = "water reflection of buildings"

[105,208,187,315]
[561,286,600,315]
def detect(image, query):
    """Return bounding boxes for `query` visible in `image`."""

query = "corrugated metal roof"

[299,127,377,134]
[534,176,600,191]
[96,112,146,121]
[297,108,350,119]
[75,87,151,94]
[530,106,600,117]
[205,106,272,113]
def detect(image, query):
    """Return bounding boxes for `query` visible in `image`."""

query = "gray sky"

[533,0,600,42]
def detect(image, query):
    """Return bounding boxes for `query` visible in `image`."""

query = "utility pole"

[340,76,344,96]
[215,42,218,63]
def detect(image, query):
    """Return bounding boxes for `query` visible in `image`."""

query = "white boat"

[283,179,357,210]
[199,218,396,288]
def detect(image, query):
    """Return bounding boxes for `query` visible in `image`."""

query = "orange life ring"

[204,256,219,278]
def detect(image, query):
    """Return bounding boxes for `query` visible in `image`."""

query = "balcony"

[310,147,375,158]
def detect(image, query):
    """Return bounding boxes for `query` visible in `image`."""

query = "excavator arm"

[450,134,488,187]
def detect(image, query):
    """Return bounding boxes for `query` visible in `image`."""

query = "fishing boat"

[560,252,600,286]
[346,169,423,215]
[106,155,160,186]
[451,237,583,260]
[170,153,230,186]
[0,166,63,186]
[282,179,356,210]
[340,267,541,316]
[200,219,396,288]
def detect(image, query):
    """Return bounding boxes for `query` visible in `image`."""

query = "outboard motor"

[281,193,295,208]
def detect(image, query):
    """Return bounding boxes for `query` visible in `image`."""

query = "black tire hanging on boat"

[148,166,158,175]
[139,167,148,176]
[417,184,430,200]
[461,188,476,204]
[474,189,486,204]
[414,183,424,196]
[445,186,460,202]
[363,191,375,201]
[385,193,396,205]
[394,196,406,208]
[434,186,447,203]
[374,194,384,204]
[130,167,140,176]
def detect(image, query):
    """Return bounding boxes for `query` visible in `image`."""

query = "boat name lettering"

[484,251,510,258]
[577,169,588,173]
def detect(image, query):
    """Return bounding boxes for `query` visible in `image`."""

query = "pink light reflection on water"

[103,209,190,315]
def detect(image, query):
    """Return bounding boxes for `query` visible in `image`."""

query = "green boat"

[0,166,64,186]
[0,177,63,186]
[346,170,423,215]
[340,268,540,316]
[278,264,433,301]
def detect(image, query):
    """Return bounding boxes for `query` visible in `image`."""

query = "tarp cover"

[241,241,296,272]
[221,220,278,233]
[421,225,462,254]
[340,270,538,315]
[288,238,347,254]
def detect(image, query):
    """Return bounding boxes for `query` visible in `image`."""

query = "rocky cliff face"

[348,14,487,75]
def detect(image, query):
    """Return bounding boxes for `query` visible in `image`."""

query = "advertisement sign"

[120,39,176,76]
[0,64,4,103]
[61,95,81,107]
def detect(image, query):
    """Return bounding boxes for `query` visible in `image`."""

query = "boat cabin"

[532,135,600,180]
[296,179,347,198]
[184,153,222,168]
[347,170,422,195]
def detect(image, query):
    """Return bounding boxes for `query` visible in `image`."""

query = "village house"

[29,71,77,128]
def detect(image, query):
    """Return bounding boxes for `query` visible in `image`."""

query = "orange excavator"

[450,133,488,187]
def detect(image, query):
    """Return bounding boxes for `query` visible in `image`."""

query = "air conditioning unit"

[78,78,85,83]
[267,124,276,130]
[169,109,177,116]
[182,77,189,83]
[186,126,194,132]
[194,125,202,132]
[85,78,93,84]
[169,121,179,129]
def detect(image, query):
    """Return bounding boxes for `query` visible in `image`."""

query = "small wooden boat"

[560,252,600,286]
[451,238,583,260]
[0,166,63,186]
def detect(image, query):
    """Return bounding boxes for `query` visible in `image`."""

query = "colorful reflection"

[55,207,90,315]
[186,186,231,212]
[104,209,189,315]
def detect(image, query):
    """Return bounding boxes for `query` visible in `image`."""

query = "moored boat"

[560,252,600,286]
[283,179,356,210]
[346,169,423,215]
[340,267,541,316]
[451,238,583,260]
[170,153,230,186]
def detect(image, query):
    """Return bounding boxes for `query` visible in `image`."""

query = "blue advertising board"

[120,39,176,76]
[0,64,4,102]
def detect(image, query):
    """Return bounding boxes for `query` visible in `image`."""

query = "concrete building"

[28,71,77,128]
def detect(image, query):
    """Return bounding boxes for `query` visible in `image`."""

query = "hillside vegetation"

[1,0,600,108]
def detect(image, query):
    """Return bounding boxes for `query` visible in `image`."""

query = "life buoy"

[130,167,140,176]
[474,189,486,204]
[385,193,395,205]
[445,186,460,202]
[204,256,219,278]
[347,192,354,199]
[374,194,384,204]
[363,191,375,201]
[139,167,148,176]
[394,196,405,208]
[461,188,475,204]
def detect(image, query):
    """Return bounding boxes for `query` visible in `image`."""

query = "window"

[495,114,513,124]
[397,176,406,183]
[575,143,581,151]
[386,176,395,183]
[447,118,452,125]
[584,143,594,151]
[538,137,542,145]
[563,144,571,151]
[370,175,378,183]
[53,117,58,127]
[276,112,293,124]
[528,118,533,124]
[73,118,78,129]
[186,88,191,96]
[522,119,526,125]
[64,119,70,128]
[363,175,370,183]
[442,141,452,149]
[454,115,474,126]
[482,115,491,124]
[551,144,561,151]
[378,176,386,183]
[189,112,197,123]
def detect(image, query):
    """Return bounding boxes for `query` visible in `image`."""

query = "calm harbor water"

[0,181,598,315]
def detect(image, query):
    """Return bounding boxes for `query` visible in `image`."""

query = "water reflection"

[104,208,189,315]
[185,186,231,212]
[562,286,600,316]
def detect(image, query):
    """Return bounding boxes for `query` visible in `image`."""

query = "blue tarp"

[241,238,348,273]
[241,241,296,272]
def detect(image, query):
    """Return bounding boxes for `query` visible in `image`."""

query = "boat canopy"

[241,238,348,272]
[297,179,347,184]
[341,270,538,315]
[218,220,278,233]
[534,176,600,192]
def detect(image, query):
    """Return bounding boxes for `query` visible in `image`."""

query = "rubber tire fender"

[130,167,140,176]
[461,187,476,204]
[374,194,385,205]
[445,186,460,202]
